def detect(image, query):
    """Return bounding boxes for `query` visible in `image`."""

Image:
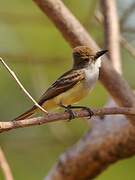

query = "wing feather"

[38,69,84,105]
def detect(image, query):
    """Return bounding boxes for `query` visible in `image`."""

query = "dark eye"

[84,58,89,61]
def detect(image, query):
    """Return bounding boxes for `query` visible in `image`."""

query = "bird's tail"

[14,106,37,121]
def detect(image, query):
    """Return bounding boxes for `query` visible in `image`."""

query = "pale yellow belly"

[43,81,90,111]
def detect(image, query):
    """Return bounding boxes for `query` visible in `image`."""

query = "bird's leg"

[68,105,94,119]
[60,104,76,120]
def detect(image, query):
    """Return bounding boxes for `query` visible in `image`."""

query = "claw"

[60,103,94,120]
[60,104,76,121]
[65,108,76,120]
[82,107,94,119]
[65,105,94,119]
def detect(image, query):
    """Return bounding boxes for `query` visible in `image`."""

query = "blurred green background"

[0,0,135,179]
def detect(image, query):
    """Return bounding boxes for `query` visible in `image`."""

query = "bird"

[14,46,108,121]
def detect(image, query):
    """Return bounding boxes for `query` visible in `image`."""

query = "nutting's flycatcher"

[14,46,107,120]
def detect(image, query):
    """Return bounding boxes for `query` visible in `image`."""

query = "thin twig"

[122,27,135,33]
[0,11,44,25]
[120,2,135,27]
[0,107,135,133]
[95,11,135,60]
[0,147,14,180]
[121,37,135,58]
[0,57,48,114]
[0,53,67,64]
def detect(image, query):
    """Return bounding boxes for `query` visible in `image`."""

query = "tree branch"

[95,11,135,60]
[0,53,67,64]
[122,27,135,34]
[30,0,135,179]
[101,0,121,74]
[45,115,135,180]
[0,147,14,180]
[0,107,135,133]
[120,2,135,27]
[33,0,135,115]
[1,0,135,179]
[121,37,135,58]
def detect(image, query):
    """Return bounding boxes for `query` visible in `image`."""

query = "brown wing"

[38,69,84,105]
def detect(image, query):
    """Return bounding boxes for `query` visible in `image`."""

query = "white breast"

[84,58,101,90]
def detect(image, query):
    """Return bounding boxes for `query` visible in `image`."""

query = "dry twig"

[121,37,135,58]
[0,53,67,64]
[120,2,135,27]
[0,147,14,180]
[95,11,135,62]
[0,57,48,114]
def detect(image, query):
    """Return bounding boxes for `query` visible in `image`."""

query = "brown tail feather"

[14,106,37,121]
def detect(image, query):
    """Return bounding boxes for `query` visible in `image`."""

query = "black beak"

[95,50,108,59]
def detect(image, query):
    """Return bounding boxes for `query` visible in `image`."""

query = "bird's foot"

[60,104,76,121]
[65,107,76,120]
[82,107,94,119]
[67,105,94,119]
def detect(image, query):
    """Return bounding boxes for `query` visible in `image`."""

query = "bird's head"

[72,46,108,69]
